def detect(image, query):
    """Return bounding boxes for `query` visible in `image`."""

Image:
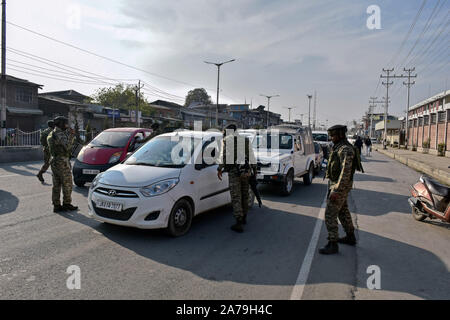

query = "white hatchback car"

[87,130,254,236]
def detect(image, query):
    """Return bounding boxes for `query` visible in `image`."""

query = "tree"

[92,84,154,115]
[184,88,212,107]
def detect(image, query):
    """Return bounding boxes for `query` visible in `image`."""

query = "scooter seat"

[422,176,449,198]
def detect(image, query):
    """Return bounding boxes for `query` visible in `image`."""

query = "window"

[418,117,423,126]
[294,136,303,153]
[448,110,450,121]
[413,119,418,127]
[423,115,429,125]
[430,113,437,124]
[15,86,33,103]
[438,111,445,123]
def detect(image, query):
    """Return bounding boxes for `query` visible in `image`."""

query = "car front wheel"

[167,199,193,237]
[281,169,294,196]
[303,163,314,185]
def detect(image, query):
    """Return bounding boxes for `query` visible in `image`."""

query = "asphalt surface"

[0,152,448,299]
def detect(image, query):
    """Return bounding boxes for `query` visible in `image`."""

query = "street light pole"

[260,94,280,128]
[1,0,6,144]
[307,94,312,129]
[204,59,235,128]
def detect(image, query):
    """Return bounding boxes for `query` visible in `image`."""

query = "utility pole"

[298,113,304,125]
[313,90,317,130]
[307,94,312,129]
[380,68,402,149]
[134,80,144,127]
[400,67,417,149]
[260,94,279,128]
[204,59,235,128]
[284,107,292,122]
[1,0,6,144]
[368,97,390,140]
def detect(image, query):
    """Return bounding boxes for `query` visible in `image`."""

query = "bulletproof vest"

[223,135,251,174]
[47,129,72,159]
[327,140,363,182]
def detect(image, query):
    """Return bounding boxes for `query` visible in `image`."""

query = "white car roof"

[158,130,222,139]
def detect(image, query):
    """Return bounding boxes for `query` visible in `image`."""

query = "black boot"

[62,204,78,211]
[53,205,65,213]
[319,241,339,255]
[36,172,44,183]
[231,220,244,233]
[337,232,356,246]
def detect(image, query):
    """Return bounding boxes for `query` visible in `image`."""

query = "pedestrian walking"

[217,124,257,233]
[36,120,55,183]
[354,136,363,157]
[319,125,363,255]
[47,116,78,213]
[364,136,372,156]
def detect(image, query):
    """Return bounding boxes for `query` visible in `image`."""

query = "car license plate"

[96,200,122,212]
[83,169,100,175]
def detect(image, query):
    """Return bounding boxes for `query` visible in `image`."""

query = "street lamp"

[204,59,235,128]
[307,94,312,129]
[260,94,280,128]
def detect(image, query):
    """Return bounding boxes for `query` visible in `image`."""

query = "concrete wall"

[0,147,43,164]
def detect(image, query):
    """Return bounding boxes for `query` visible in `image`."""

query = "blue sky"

[7,0,449,126]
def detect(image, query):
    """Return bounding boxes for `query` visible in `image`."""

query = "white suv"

[253,126,316,195]
[87,130,254,237]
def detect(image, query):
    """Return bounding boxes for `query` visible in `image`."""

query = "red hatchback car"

[72,128,152,187]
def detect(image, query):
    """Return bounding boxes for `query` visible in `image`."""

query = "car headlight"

[92,172,104,188]
[140,178,179,197]
[77,147,86,162]
[108,152,122,164]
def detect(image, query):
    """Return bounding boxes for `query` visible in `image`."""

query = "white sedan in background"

[88,130,254,237]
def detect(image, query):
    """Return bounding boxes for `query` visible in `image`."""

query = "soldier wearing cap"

[217,124,257,233]
[36,120,55,183]
[320,124,359,254]
[47,116,78,213]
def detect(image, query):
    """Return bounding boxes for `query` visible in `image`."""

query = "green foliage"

[422,138,430,149]
[184,88,212,107]
[92,84,150,112]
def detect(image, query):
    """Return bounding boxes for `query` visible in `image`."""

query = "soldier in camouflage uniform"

[217,124,257,233]
[47,117,78,213]
[36,120,55,183]
[319,125,363,255]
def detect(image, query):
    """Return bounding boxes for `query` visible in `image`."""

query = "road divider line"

[290,192,327,300]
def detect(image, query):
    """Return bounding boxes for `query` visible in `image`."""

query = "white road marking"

[290,192,327,300]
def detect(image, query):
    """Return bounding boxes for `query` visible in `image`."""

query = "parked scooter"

[409,175,450,223]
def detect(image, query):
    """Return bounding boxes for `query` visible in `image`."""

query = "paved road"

[0,152,448,299]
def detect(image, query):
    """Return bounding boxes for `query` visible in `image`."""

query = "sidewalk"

[373,144,450,186]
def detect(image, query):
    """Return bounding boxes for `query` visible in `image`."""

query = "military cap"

[327,124,347,134]
[53,116,68,126]
[225,123,237,131]
[47,120,55,127]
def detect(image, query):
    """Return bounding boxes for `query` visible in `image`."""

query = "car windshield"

[90,131,132,148]
[252,133,293,150]
[125,136,201,168]
[312,133,328,142]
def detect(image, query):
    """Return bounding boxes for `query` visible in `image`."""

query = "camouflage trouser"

[51,158,73,206]
[39,148,51,174]
[324,189,355,242]
[228,170,249,221]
